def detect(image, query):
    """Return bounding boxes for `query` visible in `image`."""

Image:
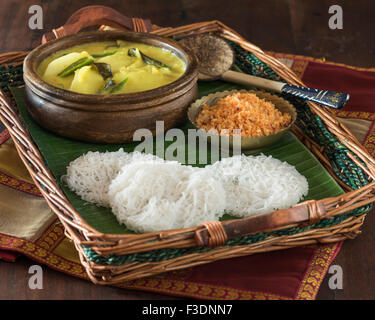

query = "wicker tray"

[1,7,375,285]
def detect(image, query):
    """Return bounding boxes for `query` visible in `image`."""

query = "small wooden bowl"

[23,31,199,143]
[188,90,297,151]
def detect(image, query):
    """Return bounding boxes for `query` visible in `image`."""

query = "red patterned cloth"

[0,249,18,262]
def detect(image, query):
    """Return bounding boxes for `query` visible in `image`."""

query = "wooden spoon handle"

[221,70,284,92]
[42,5,152,43]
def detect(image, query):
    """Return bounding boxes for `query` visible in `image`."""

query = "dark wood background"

[1,0,375,300]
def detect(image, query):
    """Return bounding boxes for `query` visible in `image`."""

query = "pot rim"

[23,30,198,110]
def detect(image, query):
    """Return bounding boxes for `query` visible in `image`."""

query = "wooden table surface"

[1,0,375,300]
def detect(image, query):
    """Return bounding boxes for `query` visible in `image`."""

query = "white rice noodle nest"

[63,149,162,207]
[64,150,309,233]
[207,154,309,217]
[108,161,227,233]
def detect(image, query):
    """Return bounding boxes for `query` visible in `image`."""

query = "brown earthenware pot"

[23,30,199,143]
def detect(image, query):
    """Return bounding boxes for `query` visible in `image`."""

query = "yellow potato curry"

[38,40,186,95]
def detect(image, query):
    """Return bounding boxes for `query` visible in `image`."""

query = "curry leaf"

[97,79,116,94]
[93,63,113,80]
[128,48,171,70]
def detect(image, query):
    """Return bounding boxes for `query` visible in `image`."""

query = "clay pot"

[23,30,198,143]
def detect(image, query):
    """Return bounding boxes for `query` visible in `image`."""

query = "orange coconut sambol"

[195,92,292,137]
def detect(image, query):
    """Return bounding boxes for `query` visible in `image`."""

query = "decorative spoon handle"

[221,70,349,109]
[281,84,349,110]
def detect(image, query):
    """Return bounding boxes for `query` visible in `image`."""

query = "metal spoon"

[179,34,349,109]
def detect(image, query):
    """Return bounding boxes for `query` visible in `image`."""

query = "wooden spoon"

[179,34,349,109]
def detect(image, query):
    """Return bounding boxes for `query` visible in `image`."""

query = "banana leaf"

[11,81,343,234]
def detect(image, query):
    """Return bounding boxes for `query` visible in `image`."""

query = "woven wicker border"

[1,20,375,284]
